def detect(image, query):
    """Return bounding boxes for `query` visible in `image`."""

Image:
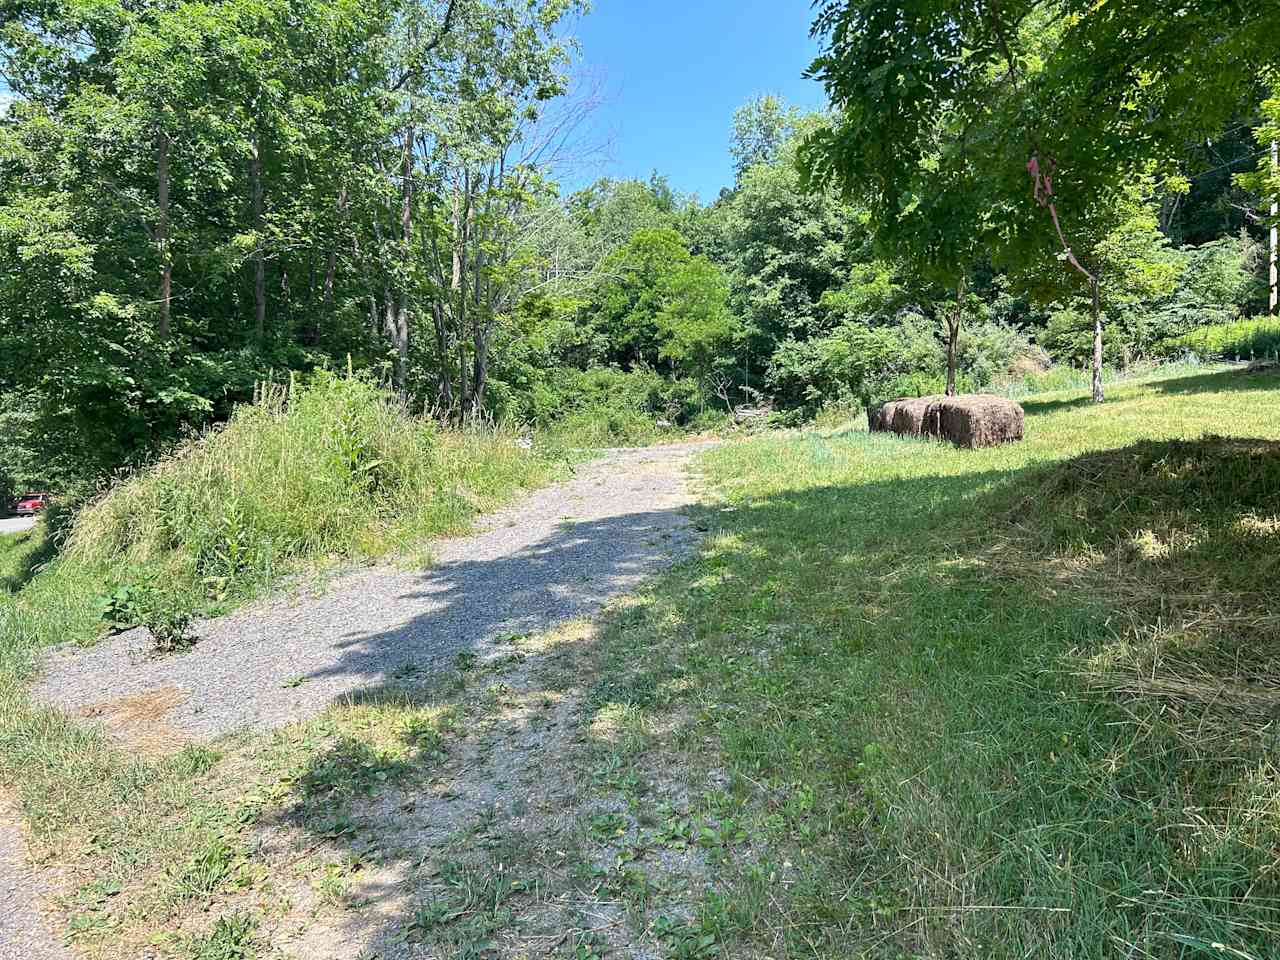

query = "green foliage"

[137,588,198,654]
[729,95,799,180]
[538,368,709,445]
[0,0,591,486]
[186,913,258,960]
[581,228,737,380]
[1234,86,1280,231]
[1158,316,1280,362]
[95,584,144,635]
[769,313,1042,415]
[804,0,1276,403]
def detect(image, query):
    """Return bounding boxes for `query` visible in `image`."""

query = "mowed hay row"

[996,435,1280,741]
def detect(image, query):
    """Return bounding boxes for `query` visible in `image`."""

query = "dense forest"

[2,0,1278,498]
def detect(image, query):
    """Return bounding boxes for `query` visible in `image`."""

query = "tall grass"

[1158,315,1280,362]
[5,372,563,648]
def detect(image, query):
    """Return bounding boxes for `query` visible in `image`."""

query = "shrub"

[138,587,197,654]
[768,314,1044,417]
[186,912,257,960]
[534,366,716,445]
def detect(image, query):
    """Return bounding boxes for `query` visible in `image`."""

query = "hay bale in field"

[935,395,1024,448]
[888,396,942,437]
[868,394,1024,448]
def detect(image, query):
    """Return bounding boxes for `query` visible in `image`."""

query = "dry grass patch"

[993,436,1280,745]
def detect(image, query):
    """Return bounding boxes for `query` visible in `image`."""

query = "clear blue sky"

[564,1,827,201]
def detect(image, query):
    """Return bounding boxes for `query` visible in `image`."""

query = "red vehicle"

[13,492,51,515]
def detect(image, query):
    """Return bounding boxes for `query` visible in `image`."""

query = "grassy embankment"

[2,362,1278,959]
[1,373,569,649]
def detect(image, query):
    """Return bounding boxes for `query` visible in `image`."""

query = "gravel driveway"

[34,441,713,741]
[0,815,70,960]
[0,516,36,535]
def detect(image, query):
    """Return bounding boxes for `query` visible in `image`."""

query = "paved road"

[0,516,36,535]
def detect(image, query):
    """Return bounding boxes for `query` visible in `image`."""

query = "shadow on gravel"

[301,506,697,694]
[35,502,698,739]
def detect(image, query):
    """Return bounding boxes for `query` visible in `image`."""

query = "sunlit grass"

[590,362,1280,958]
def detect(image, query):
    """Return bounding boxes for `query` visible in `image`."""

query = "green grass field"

[590,362,1280,958]
[1,362,1278,959]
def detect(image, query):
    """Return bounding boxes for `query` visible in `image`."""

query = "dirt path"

[0,814,70,960]
[35,441,714,740]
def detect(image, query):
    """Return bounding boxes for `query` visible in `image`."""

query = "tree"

[804,0,1280,402]
[713,110,874,389]
[655,256,737,392]
[729,94,798,181]
[0,0,590,476]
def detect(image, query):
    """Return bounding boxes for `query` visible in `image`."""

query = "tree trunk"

[322,186,347,316]
[470,334,488,418]
[946,277,965,397]
[431,302,453,411]
[393,125,415,390]
[1090,276,1104,404]
[250,136,266,343]
[156,130,172,340]
[451,181,471,413]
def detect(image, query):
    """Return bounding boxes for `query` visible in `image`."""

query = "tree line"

[2,0,1277,497]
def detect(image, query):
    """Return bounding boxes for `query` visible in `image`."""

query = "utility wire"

[1185,145,1270,182]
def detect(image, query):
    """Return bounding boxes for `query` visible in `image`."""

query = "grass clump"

[70,372,546,593]
[7,371,562,647]
[0,523,55,592]
[185,912,258,960]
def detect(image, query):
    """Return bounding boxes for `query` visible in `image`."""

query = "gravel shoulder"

[33,441,714,741]
[0,811,70,960]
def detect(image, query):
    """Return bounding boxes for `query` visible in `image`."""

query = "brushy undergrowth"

[70,373,555,597]
[1158,315,1280,362]
[3,372,564,648]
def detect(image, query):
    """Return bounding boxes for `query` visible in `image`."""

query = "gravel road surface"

[0,815,69,960]
[34,441,712,740]
[0,516,36,535]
